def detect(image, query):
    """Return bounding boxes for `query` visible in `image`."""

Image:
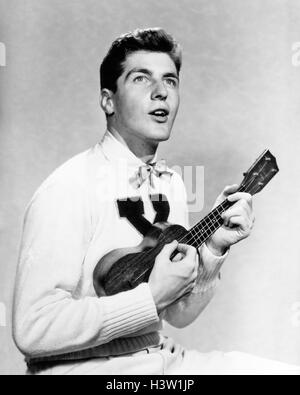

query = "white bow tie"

[130,159,173,188]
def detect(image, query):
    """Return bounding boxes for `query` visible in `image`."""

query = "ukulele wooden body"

[93,222,188,297]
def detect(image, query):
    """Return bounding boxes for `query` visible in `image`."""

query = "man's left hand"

[206,184,255,256]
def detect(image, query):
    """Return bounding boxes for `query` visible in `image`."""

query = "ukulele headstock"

[240,150,279,196]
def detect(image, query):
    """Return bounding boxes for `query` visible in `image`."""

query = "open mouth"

[149,109,169,122]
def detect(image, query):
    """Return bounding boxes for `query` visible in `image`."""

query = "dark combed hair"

[100,28,182,93]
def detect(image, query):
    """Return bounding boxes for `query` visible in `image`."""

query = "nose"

[151,80,168,101]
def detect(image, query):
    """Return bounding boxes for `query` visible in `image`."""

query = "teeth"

[153,110,167,116]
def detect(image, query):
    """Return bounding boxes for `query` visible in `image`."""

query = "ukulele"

[93,149,279,297]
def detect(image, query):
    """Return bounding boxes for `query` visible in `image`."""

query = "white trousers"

[34,337,300,376]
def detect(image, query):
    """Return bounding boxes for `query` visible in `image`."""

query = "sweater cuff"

[100,283,159,341]
[191,243,228,295]
[199,242,228,274]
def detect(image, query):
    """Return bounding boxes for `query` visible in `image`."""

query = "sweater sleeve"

[162,172,228,328]
[13,181,159,358]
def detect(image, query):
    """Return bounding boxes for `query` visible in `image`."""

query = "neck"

[107,125,158,164]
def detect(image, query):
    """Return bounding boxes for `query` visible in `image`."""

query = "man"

[13,28,299,375]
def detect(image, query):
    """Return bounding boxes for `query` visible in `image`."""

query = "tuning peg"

[243,172,248,177]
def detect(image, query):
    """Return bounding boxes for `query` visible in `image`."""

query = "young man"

[13,28,299,375]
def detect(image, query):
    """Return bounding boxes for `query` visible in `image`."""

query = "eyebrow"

[124,68,179,82]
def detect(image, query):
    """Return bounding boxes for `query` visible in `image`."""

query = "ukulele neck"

[179,149,279,249]
[180,197,234,249]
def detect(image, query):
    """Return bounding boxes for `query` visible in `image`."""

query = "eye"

[133,75,149,83]
[164,78,178,88]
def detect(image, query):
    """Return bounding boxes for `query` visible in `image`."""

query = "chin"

[145,125,172,142]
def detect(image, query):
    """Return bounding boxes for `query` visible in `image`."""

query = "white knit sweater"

[13,131,227,367]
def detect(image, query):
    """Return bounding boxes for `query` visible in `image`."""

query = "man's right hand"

[148,241,199,314]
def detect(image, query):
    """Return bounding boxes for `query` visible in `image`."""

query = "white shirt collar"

[99,130,158,170]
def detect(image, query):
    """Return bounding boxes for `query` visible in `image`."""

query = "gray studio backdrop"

[1,0,300,375]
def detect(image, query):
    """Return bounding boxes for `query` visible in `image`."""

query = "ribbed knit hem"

[100,283,159,341]
[26,331,161,364]
[200,242,228,273]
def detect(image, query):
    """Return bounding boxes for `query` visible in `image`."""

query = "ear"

[100,89,115,116]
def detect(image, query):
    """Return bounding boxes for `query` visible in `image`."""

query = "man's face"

[110,51,180,143]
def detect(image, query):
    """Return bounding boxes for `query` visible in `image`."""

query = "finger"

[222,206,245,219]
[176,243,193,255]
[214,184,239,207]
[172,252,184,262]
[222,204,251,222]
[160,240,179,258]
[231,214,255,230]
[222,184,239,196]
[226,215,249,231]
[177,244,197,259]
[227,193,253,207]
